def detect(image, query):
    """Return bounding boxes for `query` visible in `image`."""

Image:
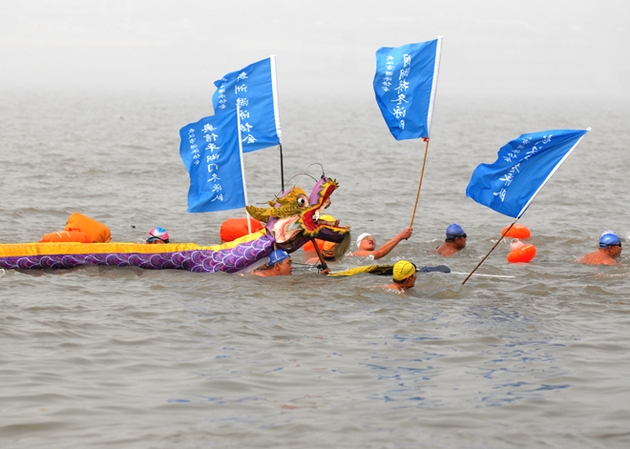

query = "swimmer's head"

[147,226,169,243]
[599,231,621,248]
[446,223,466,240]
[393,260,417,282]
[510,238,525,251]
[356,233,372,248]
[269,249,290,266]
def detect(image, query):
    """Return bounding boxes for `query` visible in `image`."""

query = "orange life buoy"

[64,212,111,243]
[502,224,531,239]
[507,243,536,263]
[220,218,264,243]
[40,230,93,243]
[303,239,325,252]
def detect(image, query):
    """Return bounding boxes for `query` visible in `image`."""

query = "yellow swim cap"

[393,260,416,281]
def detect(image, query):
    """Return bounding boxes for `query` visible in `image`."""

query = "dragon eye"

[297,196,308,208]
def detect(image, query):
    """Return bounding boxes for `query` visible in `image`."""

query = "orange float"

[303,239,325,253]
[64,212,111,243]
[219,218,264,242]
[40,230,93,243]
[507,243,536,263]
[502,224,531,239]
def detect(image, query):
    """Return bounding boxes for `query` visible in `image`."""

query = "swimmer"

[382,260,417,292]
[435,223,466,257]
[253,249,293,276]
[577,231,622,266]
[146,227,170,244]
[351,227,413,260]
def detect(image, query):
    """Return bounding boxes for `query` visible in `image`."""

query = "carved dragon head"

[246,186,311,222]
[246,176,349,246]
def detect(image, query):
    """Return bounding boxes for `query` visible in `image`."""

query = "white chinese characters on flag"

[373,37,442,141]
[466,128,590,218]
[179,110,247,213]
[212,56,281,153]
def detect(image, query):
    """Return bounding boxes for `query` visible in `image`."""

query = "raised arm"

[354,227,413,260]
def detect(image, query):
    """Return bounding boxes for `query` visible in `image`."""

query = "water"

[1,88,630,448]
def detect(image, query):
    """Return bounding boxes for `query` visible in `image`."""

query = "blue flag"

[373,37,442,141]
[179,111,247,213]
[466,129,590,218]
[212,56,282,153]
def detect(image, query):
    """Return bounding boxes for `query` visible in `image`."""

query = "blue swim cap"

[599,231,621,248]
[446,223,465,239]
[269,249,290,266]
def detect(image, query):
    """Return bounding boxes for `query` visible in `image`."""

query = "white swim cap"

[356,233,372,248]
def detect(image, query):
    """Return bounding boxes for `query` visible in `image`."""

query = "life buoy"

[502,224,531,239]
[507,243,536,263]
[40,230,93,243]
[219,218,264,243]
[303,239,325,252]
[64,212,111,243]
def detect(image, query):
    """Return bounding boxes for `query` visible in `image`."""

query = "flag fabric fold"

[179,111,247,213]
[212,56,281,153]
[373,37,442,141]
[466,128,590,218]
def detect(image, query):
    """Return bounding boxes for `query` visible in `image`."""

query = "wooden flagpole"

[409,138,430,228]
[461,218,519,285]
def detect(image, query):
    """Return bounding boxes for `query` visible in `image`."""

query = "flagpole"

[269,54,285,192]
[461,218,519,285]
[409,37,441,228]
[279,143,285,190]
[462,128,590,285]
[236,105,252,234]
[409,138,430,228]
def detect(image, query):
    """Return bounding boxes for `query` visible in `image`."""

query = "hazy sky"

[2,0,629,98]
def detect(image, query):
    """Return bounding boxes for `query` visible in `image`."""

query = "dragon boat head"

[246,175,350,253]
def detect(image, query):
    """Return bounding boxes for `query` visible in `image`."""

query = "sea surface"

[1,88,630,449]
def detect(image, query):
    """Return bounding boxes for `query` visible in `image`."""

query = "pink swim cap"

[147,226,169,243]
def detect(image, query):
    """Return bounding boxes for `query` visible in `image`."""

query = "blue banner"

[179,111,247,213]
[212,56,281,153]
[466,129,589,218]
[373,38,442,141]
